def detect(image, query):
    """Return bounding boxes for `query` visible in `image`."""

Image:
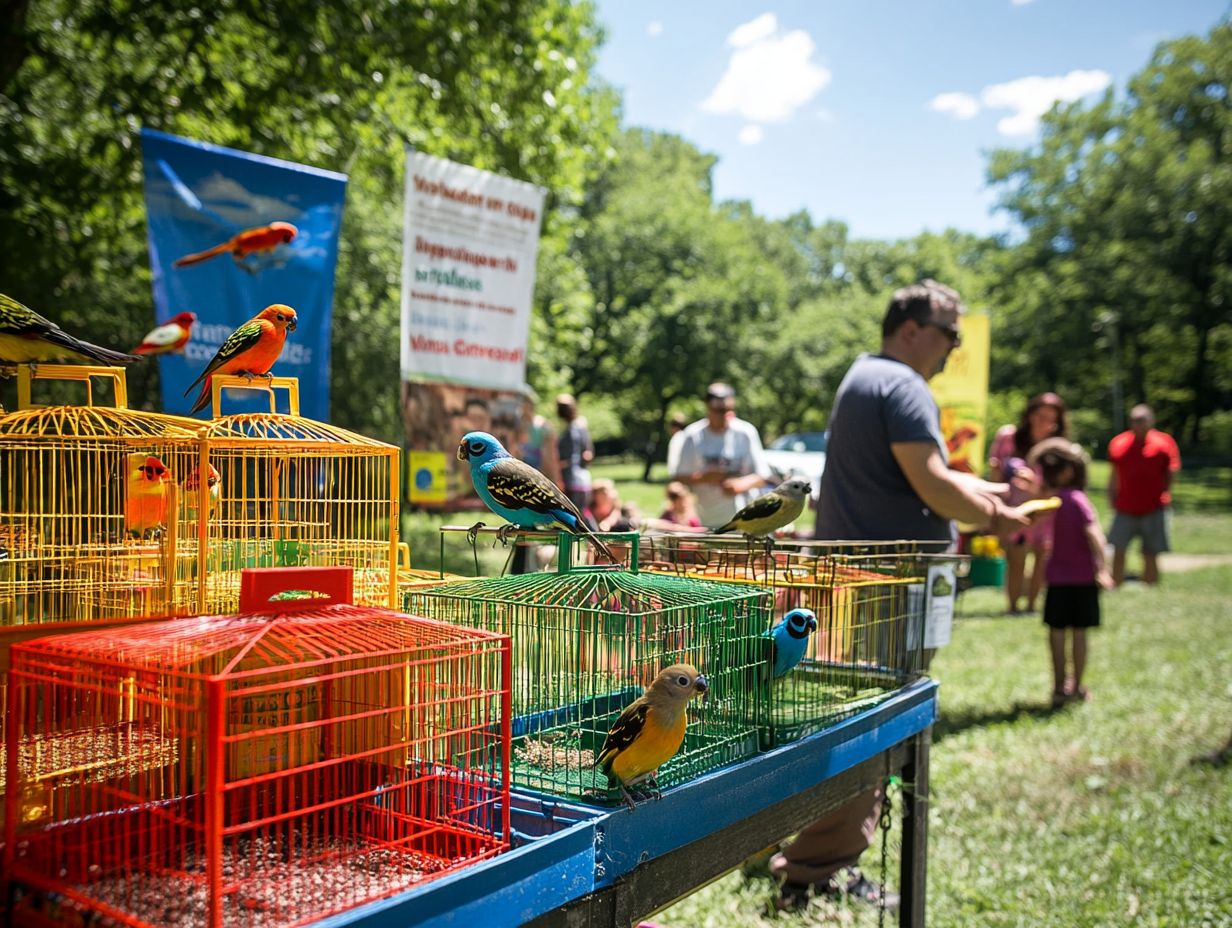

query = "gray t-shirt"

[815,353,951,542]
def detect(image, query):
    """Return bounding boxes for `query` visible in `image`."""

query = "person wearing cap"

[1106,404,1181,586]
[672,383,773,530]
[772,280,1040,913]
[555,393,595,512]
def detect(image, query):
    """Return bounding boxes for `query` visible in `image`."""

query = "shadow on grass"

[934,699,1066,743]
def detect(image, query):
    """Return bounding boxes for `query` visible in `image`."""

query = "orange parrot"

[126,454,172,538]
[173,221,298,269]
[132,311,197,356]
[183,464,222,520]
[184,304,297,414]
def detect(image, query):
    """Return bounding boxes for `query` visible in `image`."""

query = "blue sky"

[593,1,1228,240]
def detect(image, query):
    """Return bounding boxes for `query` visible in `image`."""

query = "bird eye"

[277,313,285,321]
[140,465,152,476]
[470,442,484,454]
[676,675,689,687]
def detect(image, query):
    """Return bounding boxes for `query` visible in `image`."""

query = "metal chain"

[878,780,893,928]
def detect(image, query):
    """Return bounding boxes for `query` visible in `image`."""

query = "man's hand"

[990,498,1032,533]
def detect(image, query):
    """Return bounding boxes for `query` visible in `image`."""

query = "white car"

[763,431,828,499]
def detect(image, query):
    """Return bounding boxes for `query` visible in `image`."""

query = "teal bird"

[714,478,812,536]
[769,608,817,679]
[457,431,617,561]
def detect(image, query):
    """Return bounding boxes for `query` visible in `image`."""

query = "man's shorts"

[1108,507,1171,554]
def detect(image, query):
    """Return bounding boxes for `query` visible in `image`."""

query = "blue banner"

[141,130,347,420]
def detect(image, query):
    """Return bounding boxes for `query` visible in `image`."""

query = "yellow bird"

[595,663,708,810]
[182,464,222,520]
[126,453,171,539]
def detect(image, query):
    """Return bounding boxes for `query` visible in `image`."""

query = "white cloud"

[647,20,663,37]
[929,91,980,120]
[1011,0,1036,6]
[980,69,1112,135]
[701,14,831,123]
[738,124,764,145]
[728,12,778,47]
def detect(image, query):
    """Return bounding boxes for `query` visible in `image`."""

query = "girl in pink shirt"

[1028,438,1112,707]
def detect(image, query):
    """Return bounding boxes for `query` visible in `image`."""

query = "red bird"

[132,311,197,356]
[173,221,298,269]
[184,304,297,414]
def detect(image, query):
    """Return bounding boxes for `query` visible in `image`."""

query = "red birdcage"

[4,567,511,928]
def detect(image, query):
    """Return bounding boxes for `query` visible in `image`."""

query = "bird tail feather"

[45,329,141,365]
[173,242,230,267]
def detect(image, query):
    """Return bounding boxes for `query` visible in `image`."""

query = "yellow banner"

[931,313,990,476]
[408,450,449,504]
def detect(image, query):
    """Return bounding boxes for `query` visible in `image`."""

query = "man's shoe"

[820,868,901,912]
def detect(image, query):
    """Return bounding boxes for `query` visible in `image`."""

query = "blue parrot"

[457,431,617,562]
[768,608,818,679]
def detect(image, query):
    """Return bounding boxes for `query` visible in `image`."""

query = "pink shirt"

[1045,487,1097,587]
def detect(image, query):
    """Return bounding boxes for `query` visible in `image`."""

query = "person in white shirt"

[672,382,772,529]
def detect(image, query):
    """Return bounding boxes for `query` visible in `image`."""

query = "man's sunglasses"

[921,319,961,343]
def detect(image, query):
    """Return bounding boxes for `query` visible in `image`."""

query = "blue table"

[316,678,938,928]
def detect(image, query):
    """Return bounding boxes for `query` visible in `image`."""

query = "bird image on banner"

[132,311,197,357]
[457,431,617,562]
[596,664,709,810]
[767,608,818,679]
[714,477,812,536]
[184,304,297,414]
[182,464,221,520]
[173,221,298,269]
[0,293,141,368]
[126,454,172,538]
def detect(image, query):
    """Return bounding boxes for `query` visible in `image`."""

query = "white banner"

[400,149,546,390]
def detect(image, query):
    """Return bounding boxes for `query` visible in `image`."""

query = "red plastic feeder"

[3,567,511,928]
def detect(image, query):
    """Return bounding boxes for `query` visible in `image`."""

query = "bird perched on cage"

[768,607,818,679]
[596,664,708,810]
[0,292,142,369]
[456,431,618,562]
[182,464,222,520]
[173,221,298,269]
[714,477,812,537]
[184,304,297,414]
[126,454,172,539]
[131,311,198,357]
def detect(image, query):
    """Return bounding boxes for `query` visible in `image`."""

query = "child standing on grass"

[1028,438,1112,707]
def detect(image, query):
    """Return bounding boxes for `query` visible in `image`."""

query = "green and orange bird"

[173,221,298,268]
[0,292,141,367]
[184,305,297,414]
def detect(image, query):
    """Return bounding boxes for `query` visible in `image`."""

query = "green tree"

[1,0,617,439]
[988,23,1231,444]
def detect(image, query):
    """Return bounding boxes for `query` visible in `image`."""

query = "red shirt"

[1107,429,1181,515]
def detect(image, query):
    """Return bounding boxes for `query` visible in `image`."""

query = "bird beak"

[287,318,297,332]
[695,675,709,700]
[456,441,469,462]
[807,617,817,631]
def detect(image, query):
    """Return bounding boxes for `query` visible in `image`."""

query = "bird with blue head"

[769,607,818,679]
[457,431,617,563]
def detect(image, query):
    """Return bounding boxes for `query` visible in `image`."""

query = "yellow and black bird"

[0,293,141,367]
[714,477,812,536]
[595,664,708,810]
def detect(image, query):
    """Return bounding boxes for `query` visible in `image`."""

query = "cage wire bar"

[404,530,771,803]
[637,534,963,746]
[4,568,511,928]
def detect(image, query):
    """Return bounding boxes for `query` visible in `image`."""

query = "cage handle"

[14,364,129,410]
[239,567,354,612]
[210,374,300,417]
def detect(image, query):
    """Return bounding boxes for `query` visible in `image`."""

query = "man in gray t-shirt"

[774,280,1035,913]
[815,353,951,542]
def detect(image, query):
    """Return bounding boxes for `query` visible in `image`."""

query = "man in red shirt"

[1107,404,1181,585]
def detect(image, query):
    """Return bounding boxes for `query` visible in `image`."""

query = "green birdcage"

[638,535,962,746]
[403,533,771,803]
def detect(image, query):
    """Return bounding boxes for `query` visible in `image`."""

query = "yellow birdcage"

[0,366,202,632]
[189,376,400,613]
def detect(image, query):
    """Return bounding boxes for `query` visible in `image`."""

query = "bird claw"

[465,521,486,546]
[618,784,639,811]
[495,523,518,546]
